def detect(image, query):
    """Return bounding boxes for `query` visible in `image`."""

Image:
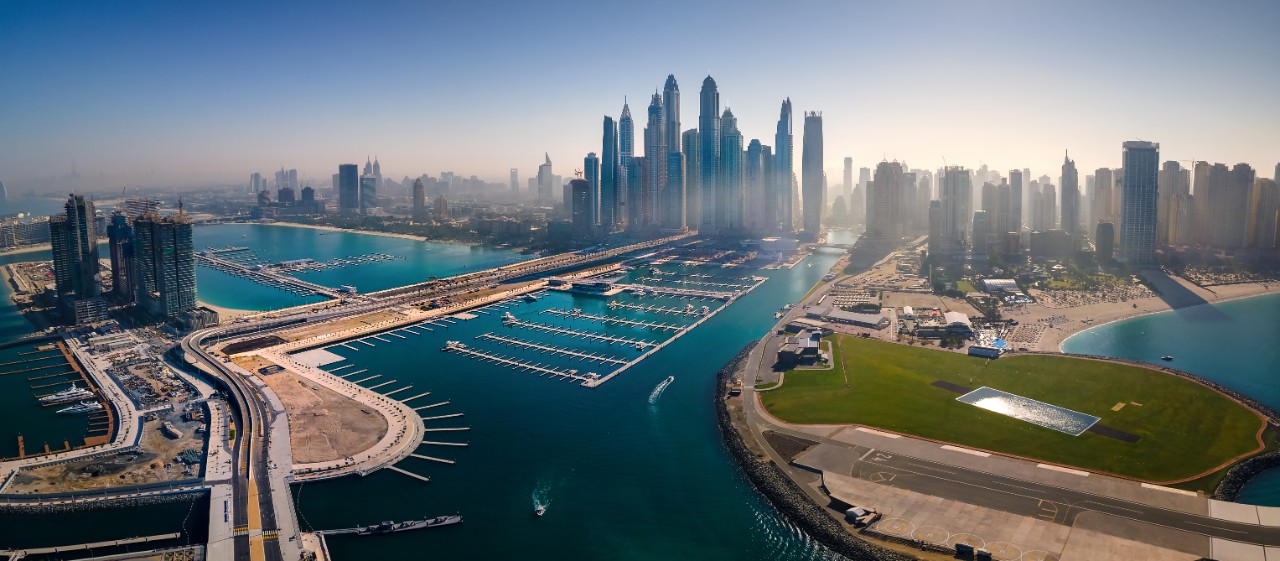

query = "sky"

[2,0,1278,192]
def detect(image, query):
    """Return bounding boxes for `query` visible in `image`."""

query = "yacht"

[534,505,547,517]
[39,383,94,404]
[57,401,103,414]
[1161,355,1173,361]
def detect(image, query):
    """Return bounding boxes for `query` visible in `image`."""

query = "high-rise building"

[643,92,666,227]
[868,161,904,242]
[1060,151,1079,238]
[843,157,854,208]
[249,172,263,193]
[1038,183,1057,232]
[1093,168,1115,231]
[106,212,135,304]
[584,152,600,226]
[570,178,593,241]
[1009,169,1024,240]
[537,154,554,204]
[745,139,768,234]
[49,194,101,299]
[773,98,794,234]
[1095,221,1115,262]
[682,129,700,229]
[338,164,359,213]
[1119,141,1159,265]
[510,168,519,196]
[619,101,634,166]
[927,200,943,252]
[718,108,743,232]
[1251,178,1280,249]
[698,77,721,232]
[359,174,377,214]
[134,212,196,320]
[601,116,619,231]
[800,112,824,241]
[663,152,686,232]
[938,166,973,252]
[412,178,427,222]
[662,75,681,163]
[1195,163,1255,248]
[625,156,643,229]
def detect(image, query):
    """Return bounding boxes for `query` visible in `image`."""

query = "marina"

[539,308,684,331]
[475,333,629,365]
[498,313,657,349]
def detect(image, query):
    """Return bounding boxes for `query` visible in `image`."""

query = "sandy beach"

[0,243,53,257]
[1024,272,1280,352]
[196,300,259,320]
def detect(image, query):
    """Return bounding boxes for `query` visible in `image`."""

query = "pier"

[608,301,707,316]
[615,283,735,301]
[194,251,342,298]
[421,441,469,447]
[387,465,431,482]
[0,533,182,558]
[441,342,596,383]
[540,308,682,331]
[400,392,431,403]
[409,453,455,464]
[476,333,628,365]
[500,314,657,349]
[637,276,754,290]
[420,413,464,421]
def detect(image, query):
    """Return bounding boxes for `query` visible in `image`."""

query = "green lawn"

[761,335,1265,486]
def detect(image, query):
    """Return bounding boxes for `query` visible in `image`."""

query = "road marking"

[1037,499,1060,522]
[1037,464,1089,476]
[941,445,990,457]
[1141,483,1198,497]
[901,461,958,475]
[1184,521,1248,534]
[857,448,877,461]
[868,471,897,483]
[855,427,901,439]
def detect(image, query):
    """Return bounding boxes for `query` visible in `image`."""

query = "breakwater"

[715,343,912,561]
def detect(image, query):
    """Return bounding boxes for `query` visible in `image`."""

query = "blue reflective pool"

[992,339,1008,349]
[956,387,1099,436]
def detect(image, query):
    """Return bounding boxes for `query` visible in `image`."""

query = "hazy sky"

[2,0,1278,191]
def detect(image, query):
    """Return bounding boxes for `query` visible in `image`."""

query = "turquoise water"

[192,224,529,310]
[298,255,843,560]
[1062,292,1280,506]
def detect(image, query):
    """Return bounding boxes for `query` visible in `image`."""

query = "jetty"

[499,314,657,349]
[441,341,596,383]
[476,332,628,365]
[540,308,682,331]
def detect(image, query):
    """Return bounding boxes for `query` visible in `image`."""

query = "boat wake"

[532,480,552,515]
[648,375,675,405]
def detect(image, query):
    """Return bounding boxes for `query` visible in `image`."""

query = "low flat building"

[807,306,890,330]
[786,317,830,334]
[778,329,822,365]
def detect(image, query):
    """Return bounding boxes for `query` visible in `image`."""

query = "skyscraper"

[718,108,743,232]
[412,178,427,222]
[106,212,135,304]
[662,75,681,162]
[663,152,686,232]
[773,99,794,234]
[1119,141,1159,265]
[1060,151,1079,238]
[1093,168,1115,231]
[338,164,359,213]
[869,161,905,242]
[49,194,100,299]
[134,212,196,320]
[745,139,769,234]
[643,92,666,226]
[1009,169,1023,242]
[843,157,853,208]
[618,101,634,230]
[1251,178,1280,249]
[619,101,634,167]
[699,77,720,232]
[1158,161,1190,245]
[570,178,593,241]
[537,154,554,204]
[359,173,377,214]
[682,128,700,229]
[1197,163,1255,248]
[510,168,519,196]
[1096,221,1115,262]
[601,116,619,231]
[939,166,973,252]
[584,152,600,226]
[800,112,824,241]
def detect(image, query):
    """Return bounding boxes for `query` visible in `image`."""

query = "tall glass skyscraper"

[338,164,359,213]
[601,116,619,232]
[1119,140,1159,265]
[107,212,136,304]
[773,99,794,233]
[584,152,600,226]
[49,194,100,299]
[698,76,720,233]
[134,213,196,320]
[1060,151,1080,238]
[682,128,700,229]
[718,108,743,232]
[801,112,824,241]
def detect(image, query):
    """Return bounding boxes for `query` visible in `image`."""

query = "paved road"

[738,248,1280,549]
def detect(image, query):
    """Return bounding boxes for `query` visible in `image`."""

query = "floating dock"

[441,342,596,383]
[500,314,657,349]
[476,333,628,365]
[540,308,682,331]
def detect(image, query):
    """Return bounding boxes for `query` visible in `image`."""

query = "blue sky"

[1,0,1277,190]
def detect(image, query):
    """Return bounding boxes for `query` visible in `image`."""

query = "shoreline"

[0,243,54,257]
[1026,272,1280,353]
[195,299,260,320]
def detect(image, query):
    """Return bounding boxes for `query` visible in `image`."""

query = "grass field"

[760,335,1266,486]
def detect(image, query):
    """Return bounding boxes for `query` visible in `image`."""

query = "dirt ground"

[7,409,207,494]
[880,292,982,316]
[234,355,387,464]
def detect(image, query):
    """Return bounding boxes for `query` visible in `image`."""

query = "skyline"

[2,0,1279,190]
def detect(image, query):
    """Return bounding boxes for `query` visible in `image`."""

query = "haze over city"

[3,0,1278,190]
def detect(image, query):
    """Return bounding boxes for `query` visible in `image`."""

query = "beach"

[1026,271,1280,352]
[196,299,258,320]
